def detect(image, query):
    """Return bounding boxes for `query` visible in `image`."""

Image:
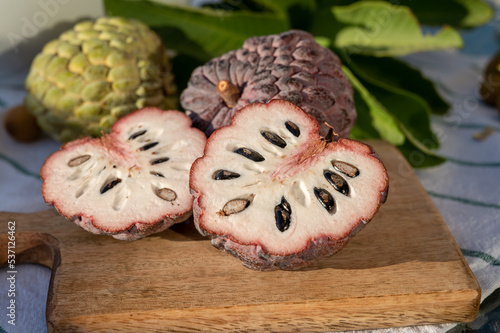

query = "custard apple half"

[190,100,388,270]
[41,107,206,240]
[25,17,178,142]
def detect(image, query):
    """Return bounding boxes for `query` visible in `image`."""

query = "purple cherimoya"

[181,30,356,138]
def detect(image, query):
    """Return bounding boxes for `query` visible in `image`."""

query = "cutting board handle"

[1,232,61,270]
[1,232,61,333]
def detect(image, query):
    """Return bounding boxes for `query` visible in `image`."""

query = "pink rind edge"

[69,210,192,241]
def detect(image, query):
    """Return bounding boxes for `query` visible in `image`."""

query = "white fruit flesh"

[190,100,388,263]
[42,108,206,240]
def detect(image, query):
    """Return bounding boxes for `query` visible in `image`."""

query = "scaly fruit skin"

[181,30,356,138]
[41,107,206,240]
[190,100,388,271]
[25,17,178,142]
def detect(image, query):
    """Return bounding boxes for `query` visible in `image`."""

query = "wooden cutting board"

[0,140,480,332]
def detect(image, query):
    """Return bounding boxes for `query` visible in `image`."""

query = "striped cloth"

[1,23,500,333]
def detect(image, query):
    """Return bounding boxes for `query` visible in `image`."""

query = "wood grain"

[0,140,480,332]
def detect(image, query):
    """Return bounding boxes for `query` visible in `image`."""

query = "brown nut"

[480,49,500,106]
[4,105,41,142]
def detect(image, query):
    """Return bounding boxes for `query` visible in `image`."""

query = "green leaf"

[316,0,357,6]
[398,139,446,168]
[347,54,449,115]
[342,52,442,153]
[361,80,439,150]
[257,0,316,12]
[253,0,316,30]
[315,0,492,28]
[104,0,289,60]
[344,62,445,168]
[202,0,316,30]
[200,0,268,12]
[395,0,493,28]
[324,1,463,56]
[342,66,405,145]
[151,26,212,61]
[170,54,206,109]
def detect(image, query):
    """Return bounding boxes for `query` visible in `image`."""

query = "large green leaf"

[344,63,444,168]
[364,82,439,151]
[342,66,405,145]
[347,55,450,115]
[253,0,316,30]
[341,52,441,151]
[199,0,316,30]
[200,0,268,12]
[151,26,212,61]
[315,0,492,28]
[395,0,493,28]
[313,1,463,56]
[346,62,445,167]
[104,0,289,60]
[170,53,206,108]
[398,139,446,168]
[360,79,439,150]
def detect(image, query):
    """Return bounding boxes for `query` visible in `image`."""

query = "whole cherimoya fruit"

[190,100,388,271]
[181,30,356,138]
[24,17,178,142]
[41,108,206,240]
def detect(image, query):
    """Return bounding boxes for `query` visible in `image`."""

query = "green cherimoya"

[24,17,178,142]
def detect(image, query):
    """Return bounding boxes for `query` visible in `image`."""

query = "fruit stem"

[217,80,240,108]
[323,123,339,143]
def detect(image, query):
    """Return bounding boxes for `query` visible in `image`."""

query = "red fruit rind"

[41,107,206,240]
[190,100,388,270]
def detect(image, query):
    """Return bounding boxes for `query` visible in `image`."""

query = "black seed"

[128,129,147,140]
[222,199,250,216]
[261,131,287,148]
[275,197,292,232]
[332,161,359,178]
[275,206,291,232]
[150,171,165,178]
[234,148,265,162]
[100,178,122,194]
[314,187,335,212]
[150,157,169,165]
[285,121,300,137]
[68,155,91,167]
[324,170,349,196]
[139,141,159,151]
[213,170,241,180]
